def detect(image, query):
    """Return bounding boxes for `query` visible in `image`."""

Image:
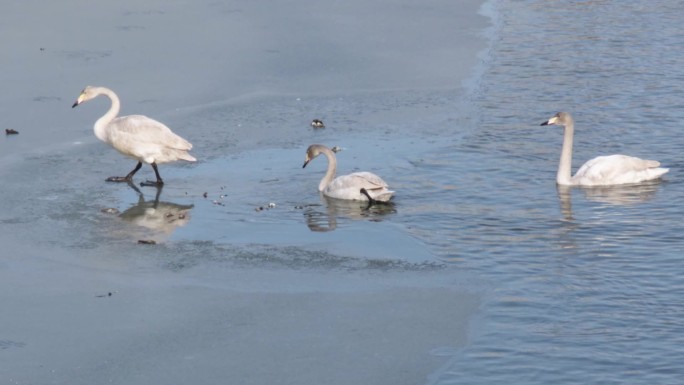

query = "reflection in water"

[556,185,575,221]
[557,181,663,219]
[578,181,662,206]
[304,193,397,232]
[118,184,194,241]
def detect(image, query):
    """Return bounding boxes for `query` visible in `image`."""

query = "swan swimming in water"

[541,112,668,186]
[302,144,394,202]
[72,86,196,186]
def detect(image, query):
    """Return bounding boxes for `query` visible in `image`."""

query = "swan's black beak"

[302,154,313,168]
[72,92,86,108]
[541,116,559,126]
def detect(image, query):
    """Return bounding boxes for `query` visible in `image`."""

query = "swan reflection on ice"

[117,184,194,241]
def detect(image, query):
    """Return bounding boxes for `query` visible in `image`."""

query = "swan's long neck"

[93,87,120,143]
[318,147,337,192]
[557,121,575,185]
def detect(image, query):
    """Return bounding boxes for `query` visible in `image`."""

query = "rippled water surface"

[428,1,684,384]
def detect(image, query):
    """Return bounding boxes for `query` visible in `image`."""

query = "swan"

[72,86,196,186]
[541,112,668,186]
[302,144,394,202]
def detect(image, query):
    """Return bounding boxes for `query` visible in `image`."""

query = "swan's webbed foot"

[140,180,164,187]
[106,176,132,183]
[106,162,143,184]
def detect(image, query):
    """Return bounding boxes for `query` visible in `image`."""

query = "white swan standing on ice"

[541,112,668,186]
[302,144,394,202]
[72,86,196,186]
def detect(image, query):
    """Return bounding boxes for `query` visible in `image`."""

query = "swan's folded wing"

[327,174,384,192]
[348,171,389,189]
[323,172,392,201]
[575,155,667,185]
[109,115,193,150]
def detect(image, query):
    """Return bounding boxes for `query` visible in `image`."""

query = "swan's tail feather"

[650,167,669,179]
[179,153,197,162]
[360,188,394,203]
[644,160,661,168]
[371,190,395,202]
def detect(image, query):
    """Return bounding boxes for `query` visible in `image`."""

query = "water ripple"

[411,0,684,383]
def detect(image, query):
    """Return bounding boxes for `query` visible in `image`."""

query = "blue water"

[425,1,684,383]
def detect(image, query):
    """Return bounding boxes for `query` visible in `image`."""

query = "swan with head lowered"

[302,144,394,202]
[541,112,668,186]
[72,86,196,186]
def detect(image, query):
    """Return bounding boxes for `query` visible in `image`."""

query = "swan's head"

[541,111,573,127]
[302,144,328,168]
[71,86,99,108]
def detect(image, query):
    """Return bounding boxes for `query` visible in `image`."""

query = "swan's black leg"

[360,188,377,207]
[360,188,395,210]
[106,161,142,183]
[140,162,164,187]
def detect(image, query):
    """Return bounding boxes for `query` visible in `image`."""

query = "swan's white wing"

[574,154,668,185]
[107,115,195,163]
[324,172,394,201]
[109,115,192,149]
[350,172,388,188]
